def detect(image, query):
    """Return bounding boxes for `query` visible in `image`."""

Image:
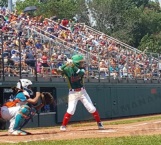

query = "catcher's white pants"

[67,88,96,115]
[1,106,20,133]
[1,106,20,121]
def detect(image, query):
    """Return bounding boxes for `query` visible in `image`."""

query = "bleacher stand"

[0,7,160,82]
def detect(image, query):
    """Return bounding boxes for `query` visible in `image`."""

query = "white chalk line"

[124,123,148,129]
[0,136,53,143]
[97,129,117,133]
[117,120,161,130]
[153,121,161,124]
[0,140,17,144]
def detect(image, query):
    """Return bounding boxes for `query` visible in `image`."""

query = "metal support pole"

[1,31,5,81]
[33,37,38,81]
[18,35,22,79]
[8,0,12,12]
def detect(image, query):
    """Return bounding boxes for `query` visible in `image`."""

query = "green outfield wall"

[1,80,161,129]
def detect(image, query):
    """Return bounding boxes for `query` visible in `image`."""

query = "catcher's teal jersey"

[60,64,85,89]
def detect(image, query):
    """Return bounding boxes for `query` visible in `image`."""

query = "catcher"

[0,79,54,135]
[58,54,104,131]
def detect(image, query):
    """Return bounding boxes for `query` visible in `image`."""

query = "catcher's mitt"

[40,92,54,105]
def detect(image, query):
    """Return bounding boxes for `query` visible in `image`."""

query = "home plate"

[98,129,117,133]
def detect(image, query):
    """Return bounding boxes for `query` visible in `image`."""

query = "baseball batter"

[0,79,44,135]
[59,54,104,131]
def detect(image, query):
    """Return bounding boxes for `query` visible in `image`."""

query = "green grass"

[2,135,161,145]
[108,115,161,125]
[71,114,161,127]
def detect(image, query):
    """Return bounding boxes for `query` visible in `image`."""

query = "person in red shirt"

[61,18,69,27]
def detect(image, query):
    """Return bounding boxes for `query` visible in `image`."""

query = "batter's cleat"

[8,130,27,136]
[60,125,66,131]
[97,122,104,130]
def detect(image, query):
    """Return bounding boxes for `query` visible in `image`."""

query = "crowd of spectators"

[0,6,160,81]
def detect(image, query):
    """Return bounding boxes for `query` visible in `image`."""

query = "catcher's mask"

[72,54,85,68]
[16,79,33,97]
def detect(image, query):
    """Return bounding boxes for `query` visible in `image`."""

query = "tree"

[0,0,7,7]
[86,0,161,52]
[15,0,41,16]
[74,0,90,25]
[16,0,78,19]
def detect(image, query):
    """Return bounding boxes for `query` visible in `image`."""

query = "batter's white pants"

[67,88,96,115]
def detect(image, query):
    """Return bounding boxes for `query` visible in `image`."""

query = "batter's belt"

[70,87,85,92]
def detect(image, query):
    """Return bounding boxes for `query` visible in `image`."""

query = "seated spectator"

[99,59,108,75]
[58,30,68,40]
[43,40,50,52]
[61,18,69,27]
[50,53,58,69]
[25,49,35,74]
[11,52,20,67]
[128,66,134,79]
[35,39,43,50]
[4,65,19,76]
[36,58,42,75]
[109,61,119,79]
[151,64,159,78]
[57,52,67,61]
[134,64,142,78]
[89,60,99,77]
[41,51,50,76]
[122,63,128,77]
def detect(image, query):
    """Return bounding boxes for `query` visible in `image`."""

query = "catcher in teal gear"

[59,54,104,131]
[0,79,54,135]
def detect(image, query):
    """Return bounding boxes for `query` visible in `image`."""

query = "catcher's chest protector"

[3,91,24,108]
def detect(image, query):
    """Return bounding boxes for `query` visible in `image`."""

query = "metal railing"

[0,23,161,83]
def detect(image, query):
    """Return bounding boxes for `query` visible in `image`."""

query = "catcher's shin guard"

[19,107,36,130]
[13,105,31,130]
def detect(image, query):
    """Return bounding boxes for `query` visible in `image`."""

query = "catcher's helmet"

[16,79,32,90]
[16,79,33,97]
[72,54,85,67]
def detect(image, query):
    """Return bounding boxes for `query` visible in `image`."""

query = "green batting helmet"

[72,54,85,66]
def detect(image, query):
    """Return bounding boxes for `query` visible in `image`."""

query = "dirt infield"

[1,118,161,143]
